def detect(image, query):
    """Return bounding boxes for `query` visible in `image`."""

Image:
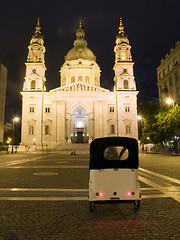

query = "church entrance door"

[77,131,83,143]
[71,105,89,143]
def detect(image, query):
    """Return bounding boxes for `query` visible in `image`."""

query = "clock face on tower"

[121,50,126,60]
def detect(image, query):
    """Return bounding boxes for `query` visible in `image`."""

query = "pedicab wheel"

[133,200,140,211]
[89,201,95,212]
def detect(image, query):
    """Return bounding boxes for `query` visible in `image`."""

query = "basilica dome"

[65,22,96,61]
[65,45,95,61]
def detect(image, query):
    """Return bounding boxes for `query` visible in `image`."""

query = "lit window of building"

[126,125,131,134]
[125,106,130,112]
[85,76,90,83]
[29,125,34,135]
[78,76,83,81]
[110,107,115,112]
[30,107,34,113]
[31,80,36,89]
[45,125,49,135]
[71,76,75,83]
[124,80,129,89]
[111,125,115,134]
[45,107,50,113]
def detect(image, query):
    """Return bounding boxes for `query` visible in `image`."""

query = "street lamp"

[137,115,142,121]
[7,137,11,148]
[7,137,11,144]
[11,116,19,154]
[137,115,143,138]
[166,98,174,107]
[137,115,144,150]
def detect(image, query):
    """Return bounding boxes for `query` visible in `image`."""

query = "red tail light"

[96,192,103,197]
[127,191,135,196]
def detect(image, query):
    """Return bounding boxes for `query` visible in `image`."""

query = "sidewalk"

[0,151,45,162]
[140,149,180,156]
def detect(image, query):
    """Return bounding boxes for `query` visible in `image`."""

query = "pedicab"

[89,137,141,211]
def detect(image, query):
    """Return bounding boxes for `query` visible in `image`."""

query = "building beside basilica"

[21,18,138,147]
[157,40,180,105]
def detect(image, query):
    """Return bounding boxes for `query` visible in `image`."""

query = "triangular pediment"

[50,81,109,92]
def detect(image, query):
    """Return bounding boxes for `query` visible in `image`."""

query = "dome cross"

[118,17,125,36]
[34,17,42,37]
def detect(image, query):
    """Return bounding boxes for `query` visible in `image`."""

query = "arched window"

[126,125,131,134]
[45,125,49,135]
[95,76,99,86]
[85,76,90,83]
[61,76,66,86]
[31,80,36,90]
[78,76,83,81]
[71,76,75,83]
[124,80,129,89]
[111,125,115,134]
[29,125,34,135]
[121,50,126,60]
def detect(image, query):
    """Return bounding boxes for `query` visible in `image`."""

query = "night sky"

[0,0,179,122]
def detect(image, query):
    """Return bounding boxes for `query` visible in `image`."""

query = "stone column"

[66,114,71,143]
[88,113,93,142]
[57,100,65,143]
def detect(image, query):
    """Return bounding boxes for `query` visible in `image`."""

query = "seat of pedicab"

[89,137,139,170]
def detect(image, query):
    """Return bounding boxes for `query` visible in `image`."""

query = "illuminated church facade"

[21,18,138,147]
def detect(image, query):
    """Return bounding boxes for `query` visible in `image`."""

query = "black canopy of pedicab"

[89,137,139,170]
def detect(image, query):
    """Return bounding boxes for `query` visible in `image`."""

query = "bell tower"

[113,18,136,91]
[23,18,46,91]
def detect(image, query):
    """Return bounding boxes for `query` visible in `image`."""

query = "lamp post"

[137,115,143,139]
[11,117,19,154]
[166,98,179,153]
[7,137,11,152]
[137,115,144,150]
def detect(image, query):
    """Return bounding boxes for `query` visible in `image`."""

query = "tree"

[154,104,180,146]
[138,102,160,143]
[4,128,21,145]
[139,103,180,147]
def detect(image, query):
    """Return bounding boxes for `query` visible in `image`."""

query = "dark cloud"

[57,26,64,37]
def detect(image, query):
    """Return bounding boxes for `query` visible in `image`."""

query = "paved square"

[0,149,179,239]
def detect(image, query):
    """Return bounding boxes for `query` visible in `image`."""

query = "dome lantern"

[33,18,42,38]
[74,21,87,46]
[65,22,96,61]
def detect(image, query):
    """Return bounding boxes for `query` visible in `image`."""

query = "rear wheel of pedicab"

[89,201,95,212]
[133,200,140,211]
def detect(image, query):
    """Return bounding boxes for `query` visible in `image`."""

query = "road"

[0,146,179,240]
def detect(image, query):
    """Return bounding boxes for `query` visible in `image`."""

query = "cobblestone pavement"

[0,147,179,239]
[0,198,179,240]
